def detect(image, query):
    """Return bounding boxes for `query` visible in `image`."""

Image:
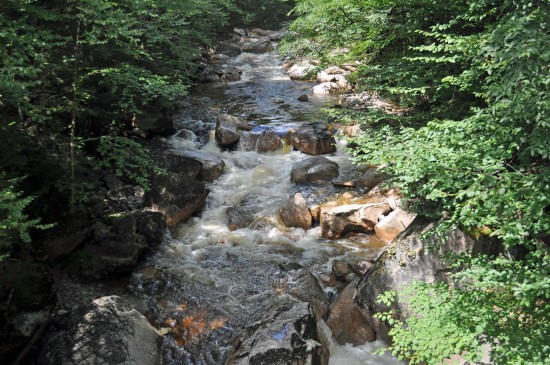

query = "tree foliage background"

[0,0,292,258]
[284,0,549,364]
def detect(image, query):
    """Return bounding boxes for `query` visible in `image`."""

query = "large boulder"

[216,114,252,147]
[196,64,224,83]
[290,156,339,183]
[374,208,417,241]
[216,42,242,57]
[288,123,336,155]
[279,193,312,230]
[146,171,209,227]
[279,269,329,320]
[167,149,225,182]
[326,278,375,346]
[354,218,502,341]
[226,298,329,365]
[256,130,283,153]
[355,169,386,190]
[320,203,391,239]
[77,211,165,277]
[312,82,343,94]
[242,38,274,54]
[39,296,162,365]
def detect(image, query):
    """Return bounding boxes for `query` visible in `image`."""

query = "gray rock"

[280,193,312,230]
[197,64,224,83]
[242,38,274,54]
[288,63,315,80]
[290,156,339,183]
[167,149,225,182]
[256,130,283,153]
[279,269,329,320]
[297,94,309,102]
[217,42,242,57]
[312,82,343,94]
[288,123,336,156]
[216,114,252,147]
[354,218,502,341]
[227,196,263,231]
[226,298,329,365]
[39,296,162,365]
[356,169,386,189]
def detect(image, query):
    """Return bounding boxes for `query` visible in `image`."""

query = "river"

[130,36,404,365]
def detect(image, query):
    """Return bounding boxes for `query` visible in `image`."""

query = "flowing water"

[131,38,404,365]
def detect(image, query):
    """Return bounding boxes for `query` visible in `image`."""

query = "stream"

[130,36,404,365]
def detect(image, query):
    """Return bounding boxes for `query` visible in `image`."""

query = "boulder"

[146,171,209,227]
[216,42,242,57]
[290,156,339,184]
[354,218,502,341]
[226,298,329,365]
[221,71,242,82]
[288,63,315,80]
[134,112,176,136]
[280,193,312,230]
[355,169,386,190]
[331,260,352,281]
[288,123,336,155]
[233,28,248,37]
[256,130,283,153]
[196,64,224,83]
[374,208,417,241]
[312,82,342,94]
[39,296,162,365]
[297,94,309,102]
[167,149,225,182]
[279,269,329,320]
[227,196,263,231]
[216,114,252,147]
[82,211,165,277]
[242,38,274,53]
[320,203,392,239]
[326,278,375,346]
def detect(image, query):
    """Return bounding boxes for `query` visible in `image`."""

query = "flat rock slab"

[167,149,225,182]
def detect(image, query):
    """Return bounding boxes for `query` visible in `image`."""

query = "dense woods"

[283,0,549,364]
[1,0,548,364]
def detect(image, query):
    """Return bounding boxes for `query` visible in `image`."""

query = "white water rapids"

[132,40,404,365]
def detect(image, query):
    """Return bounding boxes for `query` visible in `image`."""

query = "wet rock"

[146,171,209,227]
[355,169,386,190]
[163,149,203,175]
[297,94,309,102]
[216,114,252,147]
[167,149,225,182]
[242,38,274,54]
[216,42,242,57]
[279,269,329,320]
[326,278,375,346]
[320,203,392,239]
[355,218,501,341]
[233,28,248,37]
[331,260,352,281]
[221,71,242,82]
[226,298,329,365]
[290,156,339,184]
[197,64,224,83]
[288,123,336,155]
[374,208,417,241]
[39,296,162,365]
[256,130,283,153]
[227,196,263,231]
[280,193,312,230]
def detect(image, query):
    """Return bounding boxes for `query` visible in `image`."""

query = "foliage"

[95,136,165,191]
[287,0,549,363]
[0,176,52,261]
